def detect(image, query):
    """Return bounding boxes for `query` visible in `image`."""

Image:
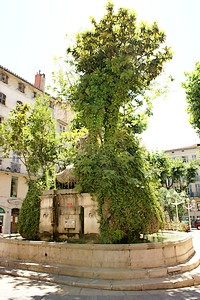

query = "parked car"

[194,219,200,230]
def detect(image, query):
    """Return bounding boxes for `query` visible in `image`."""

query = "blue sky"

[0,0,200,150]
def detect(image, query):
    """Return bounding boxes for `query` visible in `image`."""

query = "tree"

[17,180,43,240]
[0,96,58,182]
[0,94,86,183]
[55,2,172,243]
[0,96,59,239]
[148,151,198,191]
[147,151,172,188]
[182,62,200,135]
[66,3,172,142]
[148,150,199,221]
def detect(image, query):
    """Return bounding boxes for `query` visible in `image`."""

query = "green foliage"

[74,135,164,243]
[148,151,199,191]
[54,2,172,243]
[0,96,73,240]
[185,159,199,184]
[0,89,86,241]
[0,96,84,182]
[148,151,199,222]
[148,151,172,187]
[56,2,173,141]
[0,96,58,180]
[182,62,200,135]
[18,180,44,240]
[57,127,88,170]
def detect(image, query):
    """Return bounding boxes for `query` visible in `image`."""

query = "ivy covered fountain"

[55,2,172,244]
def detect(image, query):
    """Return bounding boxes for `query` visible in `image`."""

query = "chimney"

[34,70,46,91]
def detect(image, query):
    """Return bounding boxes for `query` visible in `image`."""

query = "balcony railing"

[188,192,200,198]
[10,162,21,173]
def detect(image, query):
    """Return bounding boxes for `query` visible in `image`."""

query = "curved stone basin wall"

[0,233,194,269]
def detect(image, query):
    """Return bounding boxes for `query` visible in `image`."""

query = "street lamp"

[166,190,184,230]
[182,195,196,231]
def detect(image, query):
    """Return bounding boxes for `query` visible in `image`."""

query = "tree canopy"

[0,96,58,181]
[148,151,198,191]
[0,96,85,185]
[66,2,172,144]
[182,62,200,135]
[148,150,199,221]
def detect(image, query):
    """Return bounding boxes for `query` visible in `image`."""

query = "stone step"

[1,262,200,290]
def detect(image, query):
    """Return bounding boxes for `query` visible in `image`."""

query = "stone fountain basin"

[0,231,194,269]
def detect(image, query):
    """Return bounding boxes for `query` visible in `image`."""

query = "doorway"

[0,215,3,233]
[11,208,19,233]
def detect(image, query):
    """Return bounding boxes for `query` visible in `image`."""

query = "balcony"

[195,176,200,182]
[188,192,200,198]
[10,162,21,173]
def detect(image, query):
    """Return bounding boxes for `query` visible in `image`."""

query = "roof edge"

[165,144,200,152]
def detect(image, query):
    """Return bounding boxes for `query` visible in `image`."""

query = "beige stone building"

[165,144,200,223]
[0,65,70,234]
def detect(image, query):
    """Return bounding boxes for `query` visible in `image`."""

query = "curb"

[1,264,200,290]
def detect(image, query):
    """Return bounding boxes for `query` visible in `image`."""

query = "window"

[192,155,197,159]
[18,82,25,93]
[182,156,188,163]
[196,184,200,197]
[59,124,66,133]
[0,92,6,105]
[16,100,23,108]
[11,208,19,227]
[10,162,20,173]
[49,100,54,108]
[11,152,20,172]
[0,207,5,213]
[10,176,18,197]
[0,72,8,84]
[12,152,19,163]
[33,91,37,98]
[16,100,23,105]
[0,116,4,123]
[187,184,193,196]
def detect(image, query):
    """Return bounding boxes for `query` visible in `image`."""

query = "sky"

[0,0,200,151]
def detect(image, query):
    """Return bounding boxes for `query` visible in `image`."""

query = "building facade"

[165,144,200,223]
[0,65,70,234]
